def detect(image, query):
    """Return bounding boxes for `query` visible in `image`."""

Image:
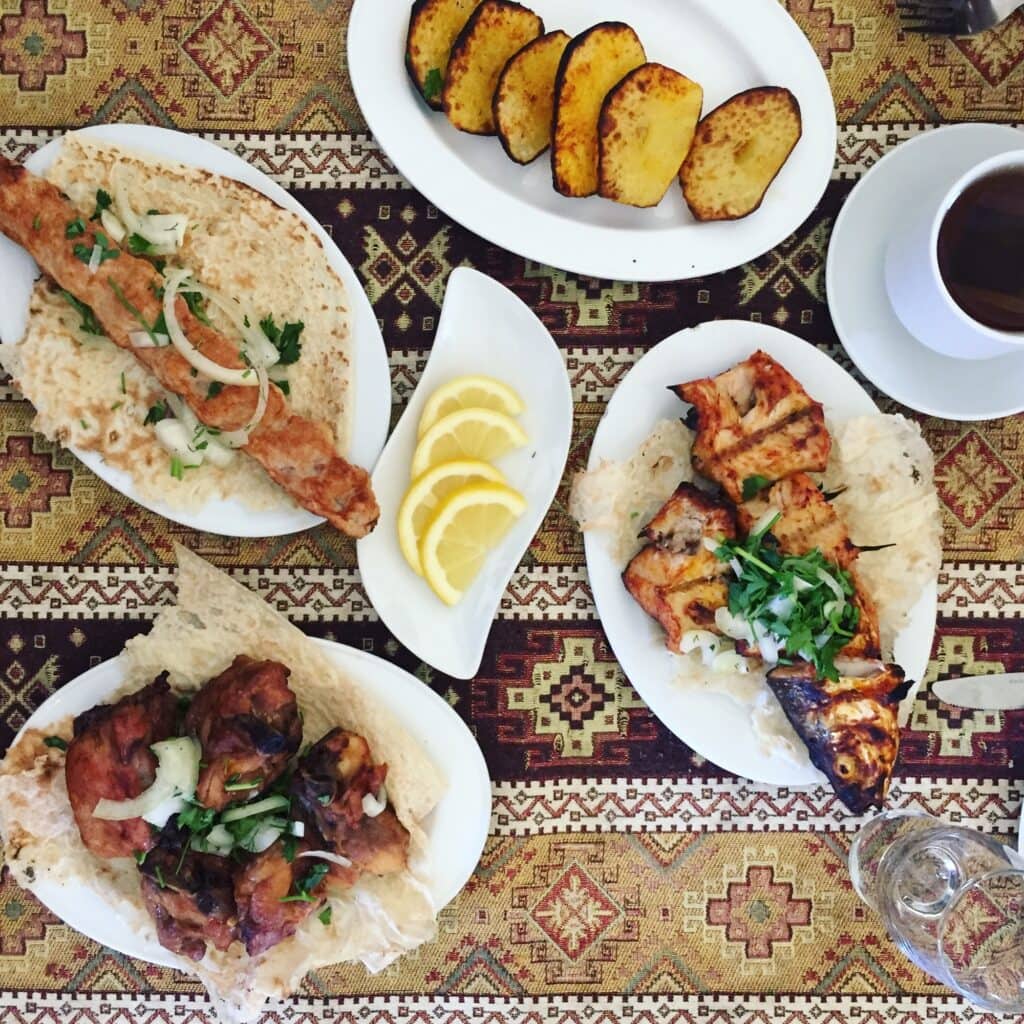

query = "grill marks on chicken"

[184,656,302,811]
[65,676,178,859]
[675,350,831,503]
[767,661,911,813]
[622,484,736,651]
[0,154,379,538]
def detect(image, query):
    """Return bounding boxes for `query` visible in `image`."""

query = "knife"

[933,674,1024,711]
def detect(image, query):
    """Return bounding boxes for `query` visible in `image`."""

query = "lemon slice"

[397,459,507,575]
[410,407,529,478]
[418,375,525,438]
[420,482,527,606]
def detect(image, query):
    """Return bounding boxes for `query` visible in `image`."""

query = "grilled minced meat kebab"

[0,155,378,537]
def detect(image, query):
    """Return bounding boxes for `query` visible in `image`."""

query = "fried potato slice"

[551,23,646,198]
[494,30,571,165]
[680,86,802,221]
[406,0,485,110]
[598,63,703,208]
[442,0,544,135]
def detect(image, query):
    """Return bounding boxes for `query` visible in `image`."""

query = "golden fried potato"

[406,0,485,110]
[598,63,703,208]
[442,0,544,135]
[551,23,646,198]
[680,86,802,221]
[494,30,571,164]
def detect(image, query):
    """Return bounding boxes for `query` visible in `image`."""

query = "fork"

[897,0,1023,34]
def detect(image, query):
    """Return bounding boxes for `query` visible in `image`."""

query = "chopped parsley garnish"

[108,278,161,344]
[182,289,212,326]
[65,218,86,239]
[317,793,332,806]
[59,289,104,336]
[110,401,123,411]
[318,905,332,926]
[206,381,224,399]
[91,189,112,220]
[73,231,119,266]
[79,419,89,430]
[170,456,184,480]
[423,67,443,101]
[712,517,860,683]
[133,850,148,866]
[259,315,304,366]
[177,802,216,835]
[43,735,67,751]
[143,400,167,426]
[741,474,773,501]
[154,864,167,889]
[283,833,297,863]
[32,214,41,232]
[279,862,329,904]
[119,371,127,394]
[127,232,154,255]
[274,378,290,397]
[224,777,263,792]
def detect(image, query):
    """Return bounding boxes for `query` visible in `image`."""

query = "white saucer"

[827,123,1024,421]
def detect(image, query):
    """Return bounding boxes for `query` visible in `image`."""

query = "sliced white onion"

[768,595,796,621]
[206,824,234,848]
[712,651,751,675]
[729,557,743,578]
[679,629,719,655]
[814,631,832,649]
[816,567,845,603]
[202,438,236,467]
[715,606,754,643]
[793,577,814,593]
[221,794,289,823]
[112,178,185,254]
[361,785,388,818]
[93,737,199,821]
[87,245,102,273]
[296,849,352,869]
[215,363,269,449]
[184,282,279,369]
[823,599,842,620]
[702,536,721,554]
[142,794,186,828]
[752,508,780,537]
[100,209,126,244]
[128,330,168,349]
[288,821,305,837]
[247,823,284,854]
[164,393,236,468]
[758,631,784,665]
[154,419,204,468]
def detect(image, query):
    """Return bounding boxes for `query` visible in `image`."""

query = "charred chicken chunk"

[139,828,237,960]
[675,351,831,503]
[292,729,410,877]
[767,661,911,813]
[65,676,178,859]
[234,840,327,956]
[623,484,737,651]
[185,656,302,810]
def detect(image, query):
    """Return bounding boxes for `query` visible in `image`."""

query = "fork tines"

[895,0,971,33]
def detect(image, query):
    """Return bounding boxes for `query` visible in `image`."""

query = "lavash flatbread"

[0,547,445,1023]
[0,132,353,513]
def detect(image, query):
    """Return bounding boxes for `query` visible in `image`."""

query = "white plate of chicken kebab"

[572,321,941,808]
[0,550,491,1021]
[0,125,390,539]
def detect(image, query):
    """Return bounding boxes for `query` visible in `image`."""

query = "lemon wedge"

[420,481,527,606]
[418,375,525,438]
[397,459,507,575]
[410,407,528,478]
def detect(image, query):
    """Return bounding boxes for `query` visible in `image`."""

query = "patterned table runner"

[2,2,1024,1022]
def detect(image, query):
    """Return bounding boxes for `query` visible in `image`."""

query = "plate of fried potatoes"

[349,0,835,282]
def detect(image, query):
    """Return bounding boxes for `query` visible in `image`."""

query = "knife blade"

[933,674,1024,711]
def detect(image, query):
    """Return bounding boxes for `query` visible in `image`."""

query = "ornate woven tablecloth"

[2,2,1024,1022]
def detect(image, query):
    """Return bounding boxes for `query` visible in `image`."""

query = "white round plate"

[827,123,1024,422]
[0,125,391,536]
[584,320,938,786]
[358,267,573,679]
[13,638,491,969]
[348,0,836,282]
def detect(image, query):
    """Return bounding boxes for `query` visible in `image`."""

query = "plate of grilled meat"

[572,321,941,811]
[0,125,390,538]
[0,548,490,1023]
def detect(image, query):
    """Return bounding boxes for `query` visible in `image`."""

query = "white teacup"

[885,149,1024,361]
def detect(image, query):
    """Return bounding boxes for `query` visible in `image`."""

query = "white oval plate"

[14,637,492,969]
[827,123,1024,422]
[0,124,391,537]
[358,267,573,679]
[348,0,836,282]
[584,320,938,786]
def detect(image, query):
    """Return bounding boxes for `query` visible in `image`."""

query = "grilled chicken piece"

[739,474,881,661]
[139,830,237,960]
[623,484,737,651]
[185,656,302,811]
[292,729,410,881]
[767,661,911,813]
[234,840,326,956]
[0,155,378,537]
[65,676,178,859]
[675,351,831,503]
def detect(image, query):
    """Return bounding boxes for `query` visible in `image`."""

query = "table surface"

[1,2,1023,1022]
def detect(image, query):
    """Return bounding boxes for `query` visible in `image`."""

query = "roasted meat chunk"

[675,350,831,502]
[65,676,178,859]
[623,484,737,651]
[767,661,911,813]
[139,831,237,960]
[234,840,326,956]
[185,656,302,810]
[292,729,410,877]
